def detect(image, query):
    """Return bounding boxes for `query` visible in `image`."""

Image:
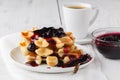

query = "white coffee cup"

[63,2,99,41]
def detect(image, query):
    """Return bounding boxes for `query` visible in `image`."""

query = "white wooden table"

[0,0,120,80]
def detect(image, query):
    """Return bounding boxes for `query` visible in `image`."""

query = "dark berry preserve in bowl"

[92,27,120,59]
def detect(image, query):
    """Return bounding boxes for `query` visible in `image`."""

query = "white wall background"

[0,0,60,37]
[0,0,120,37]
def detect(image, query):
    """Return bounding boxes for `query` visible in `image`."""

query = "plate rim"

[9,44,95,73]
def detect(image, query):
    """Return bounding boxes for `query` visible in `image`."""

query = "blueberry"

[27,43,36,52]
[58,28,64,33]
[48,27,54,30]
[57,60,64,67]
[58,33,66,37]
[33,27,66,38]
[79,54,92,64]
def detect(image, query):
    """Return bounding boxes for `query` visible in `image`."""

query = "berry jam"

[26,61,38,67]
[57,54,92,68]
[94,33,120,59]
[25,54,92,67]
[46,38,56,48]
[33,27,66,38]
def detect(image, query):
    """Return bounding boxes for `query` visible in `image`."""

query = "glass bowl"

[92,27,120,59]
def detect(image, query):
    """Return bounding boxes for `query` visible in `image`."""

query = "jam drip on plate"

[26,61,38,67]
[57,54,92,68]
[25,54,92,67]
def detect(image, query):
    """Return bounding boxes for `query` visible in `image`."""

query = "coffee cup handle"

[89,7,99,26]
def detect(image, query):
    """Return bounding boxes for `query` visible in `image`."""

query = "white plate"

[10,44,94,73]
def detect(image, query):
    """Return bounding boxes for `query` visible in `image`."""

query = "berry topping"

[26,61,38,67]
[20,27,92,68]
[46,38,56,47]
[63,46,70,53]
[57,54,92,67]
[33,27,66,38]
[27,43,37,52]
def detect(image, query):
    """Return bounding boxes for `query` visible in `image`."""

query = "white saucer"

[75,38,92,44]
[10,44,94,73]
